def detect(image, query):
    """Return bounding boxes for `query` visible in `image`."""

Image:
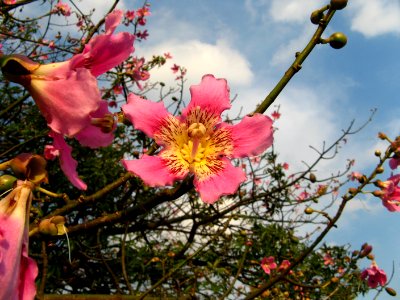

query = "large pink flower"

[374,175,400,212]
[1,10,134,189]
[122,75,273,204]
[361,262,387,288]
[0,182,38,299]
[0,9,134,138]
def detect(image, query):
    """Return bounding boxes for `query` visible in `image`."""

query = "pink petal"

[0,185,38,300]
[75,100,115,148]
[105,10,123,35]
[194,158,246,204]
[50,132,87,190]
[122,94,170,138]
[389,157,400,170]
[29,68,101,137]
[228,114,273,158]
[122,154,185,187]
[183,75,231,118]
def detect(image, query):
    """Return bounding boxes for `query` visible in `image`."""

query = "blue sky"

[12,0,400,298]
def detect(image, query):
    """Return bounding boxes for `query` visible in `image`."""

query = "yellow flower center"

[154,107,234,180]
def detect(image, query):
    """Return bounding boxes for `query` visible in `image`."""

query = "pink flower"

[323,253,334,266]
[1,10,134,189]
[361,262,387,288]
[349,171,363,181]
[164,52,172,59]
[278,260,291,272]
[3,0,16,4]
[1,10,133,138]
[53,1,71,17]
[261,256,277,275]
[122,75,274,204]
[374,175,400,212]
[282,162,289,170]
[271,111,281,120]
[125,10,135,21]
[0,182,38,299]
[171,63,180,73]
[297,190,309,202]
[389,156,400,170]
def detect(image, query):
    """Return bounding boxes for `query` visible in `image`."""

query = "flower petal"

[183,74,231,118]
[29,68,100,137]
[122,154,186,187]
[194,158,246,204]
[0,184,38,300]
[75,100,115,148]
[228,114,274,158]
[50,132,87,190]
[122,94,170,138]
[105,9,123,35]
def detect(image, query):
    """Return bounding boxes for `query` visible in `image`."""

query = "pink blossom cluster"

[52,1,71,17]
[260,256,291,275]
[361,262,387,288]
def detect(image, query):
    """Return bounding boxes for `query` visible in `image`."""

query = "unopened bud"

[385,287,397,297]
[328,32,347,49]
[309,173,317,183]
[331,277,339,283]
[367,253,375,260]
[372,190,384,197]
[38,216,67,236]
[310,10,324,25]
[374,150,381,157]
[305,207,314,214]
[0,174,17,192]
[348,188,358,195]
[378,132,388,140]
[360,245,373,258]
[9,153,48,184]
[352,250,359,257]
[330,0,348,10]
[376,167,384,174]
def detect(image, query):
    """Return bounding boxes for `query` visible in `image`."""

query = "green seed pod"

[330,0,348,10]
[329,32,347,49]
[0,174,17,192]
[310,10,324,25]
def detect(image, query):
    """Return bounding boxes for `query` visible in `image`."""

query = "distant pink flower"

[271,111,281,120]
[136,30,149,40]
[297,191,309,202]
[282,162,289,170]
[0,182,38,299]
[374,175,400,212]
[361,262,387,288]
[323,253,334,266]
[3,0,16,5]
[136,6,150,17]
[171,63,179,73]
[164,52,172,59]
[113,85,123,95]
[1,10,134,189]
[122,75,274,204]
[53,1,71,17]
[261,256,277,275]
[349,171,363,181]
[278,260,291,272]
[125,10,135,21]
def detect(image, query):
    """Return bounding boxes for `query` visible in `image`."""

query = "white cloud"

[349,0,400,37]
[269,0,325,23]
[138,39,254,90]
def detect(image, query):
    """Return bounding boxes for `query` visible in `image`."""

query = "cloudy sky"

[12,0,400,298]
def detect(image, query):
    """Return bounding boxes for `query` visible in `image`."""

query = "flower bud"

[374,150,381,157]
[38,216,67,235]
[348,188,358,195]
[9,153,48,184]
[360,244,373,258]
[304,207,314,214]
[330,0,348,10]
[310,10,324,25]
[0,174,17,192]
[376,166,384,174]
[385,287,397,297]
[328,32,347,49]
[378,132,387,140]
[367,253,375,260]
[331,277,339,283]
[309,173,317,183]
